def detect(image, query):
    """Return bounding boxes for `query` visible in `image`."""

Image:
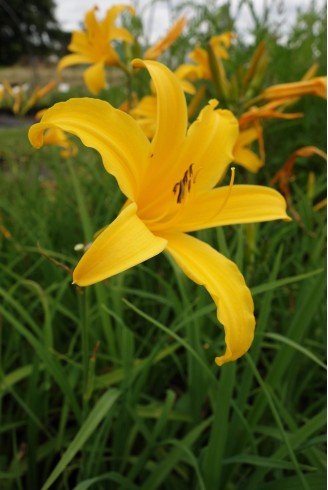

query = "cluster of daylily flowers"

[0,80,57,116]
[28,4,326,366]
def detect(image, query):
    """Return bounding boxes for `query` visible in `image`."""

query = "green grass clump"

[0,116,326,490]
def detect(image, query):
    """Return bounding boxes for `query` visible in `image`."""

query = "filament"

[211,167,235,219]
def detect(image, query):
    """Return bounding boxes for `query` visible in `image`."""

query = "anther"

[177,182,185,203]
[172,163,195,204]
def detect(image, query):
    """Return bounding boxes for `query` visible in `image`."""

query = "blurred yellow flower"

[234,122,264,172]
[210,32,236,60]
[35,109,78,159]
[235,99,304,172]
[187,32,236,80]
[1,80,57,115]
[271,146,327,199]
[239,99,304,126]
[144,16,187,60]
[262,77,327,101]
[271,146,326,230]
[236,72,326,172]
[129,95,157,139]
[57,5,135,95]
[29,60,289,366]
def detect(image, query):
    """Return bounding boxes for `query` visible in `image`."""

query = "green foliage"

[0,0,326,488]
[0,115,326,488]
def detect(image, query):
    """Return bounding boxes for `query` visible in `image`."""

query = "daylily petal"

[174,63,200,81]
[133,59,188,164]
[239,104,304,126]
[209,32,236,60]
[132,59,188,211]
[262,77,327,100]
[164,232,255,365]
[84,6,99,35]
[130,95,157,118]
[83,62,106,95]
[57,54,92,73]
[176,100,239,192]
[236,126,259,146]
[233,126,264,172]
[130,95,157,138]
[188,48,211,79]
[179,79,196,95]
[103,5,135,36]
[42,127,77,158]
[73,203,167,286]
[68,31,90,54]
[164,185,290,233]
[109,26,134,43]
[233,146,263,172]
[28,98,150,201]
[144,16,187,60]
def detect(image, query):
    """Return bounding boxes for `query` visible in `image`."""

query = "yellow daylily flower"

[0,84,5,104]
[188,47,212,80]
[271,146,326,231]
[233,122,265,172]
[41,127,78,159]
[57,5,135,95]
[29,60,290,366]
[1,80,57,115]
[129,95,157,139]
[239,98,304,126]
[236,98,304,172]
[187,32,235,81]
[144,16,187,60]
[271,146,327,199]
[209,32,236,60]
[262,77,327,101]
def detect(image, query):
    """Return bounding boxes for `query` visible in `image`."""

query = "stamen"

[223,167,235,207]
[172,183,179,195]
[213,167,235,217]
[172,163,195,204]
[177,181,185,203]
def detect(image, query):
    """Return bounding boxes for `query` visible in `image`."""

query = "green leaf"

[41,389,120,490]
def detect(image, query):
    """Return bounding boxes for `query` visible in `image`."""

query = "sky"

[54,0,326,43]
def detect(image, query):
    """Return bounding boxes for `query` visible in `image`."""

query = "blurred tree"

[0,0,67,65]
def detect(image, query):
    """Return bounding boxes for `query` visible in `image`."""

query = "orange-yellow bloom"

[35,109,77,158]
[237,96,307,172]
[29,60,289,366]
[239,99,304,127]
[144,16,187,60]
[186,32,235,81]
[57,5,135,95]
[262,77,327,101]
[233,122,265,172]
[129,95,157,139]
[271,146,327,199]
[210,32,236,60]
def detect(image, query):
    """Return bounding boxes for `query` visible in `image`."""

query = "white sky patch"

[54,0,326,44]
